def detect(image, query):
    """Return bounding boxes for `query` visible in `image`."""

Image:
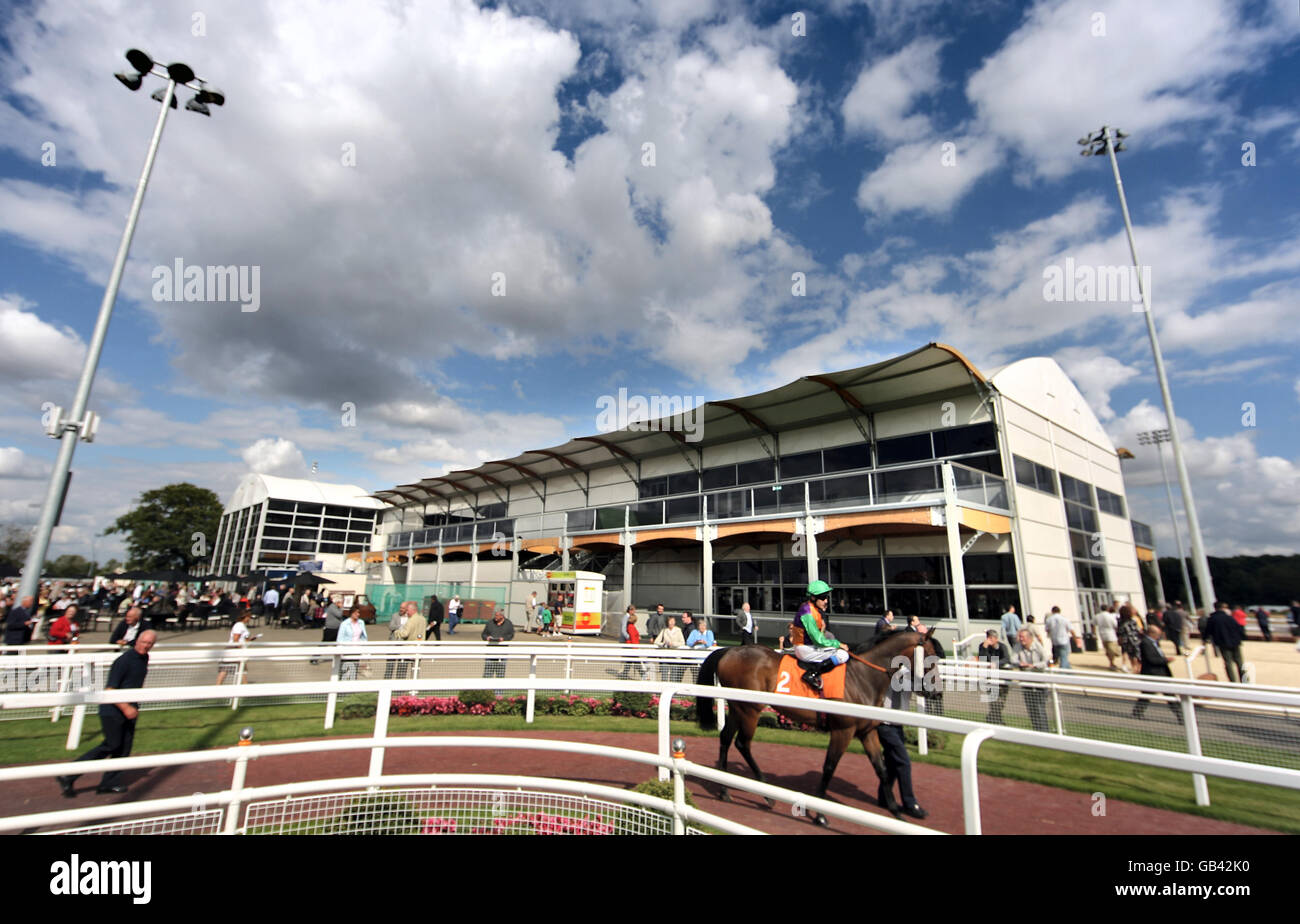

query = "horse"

[695,628,945,826]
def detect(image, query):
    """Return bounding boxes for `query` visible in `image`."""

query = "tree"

[104,483,223,571]
[44,554,93,578]
[0,524,31,576]
[102,558,122,574]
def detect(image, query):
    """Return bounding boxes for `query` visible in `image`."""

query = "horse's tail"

[695,647,728,730]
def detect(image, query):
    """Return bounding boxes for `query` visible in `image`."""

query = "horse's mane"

[851,627,945,658]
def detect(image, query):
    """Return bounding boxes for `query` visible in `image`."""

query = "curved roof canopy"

[374,342,987,507]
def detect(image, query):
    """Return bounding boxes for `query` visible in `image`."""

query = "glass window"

[820,474,871,504]
[268,498,295,512]
[594,507,624,530]
[933,422,997,458]
[1096,487,1126,517]
[665,496,701,522]
[1034,462,1058,495]
[630,501,663,526]
[1014,455,1036,487]
[780,450,823,479]
[701,465,737,491]
[297,503,323,515]
[960,453,1003,476]
[1060,474,1094,506]
[736,458,776,486]
[884,555,942,584]
[962,553,1016,585]
[875,466,939,499]
[639,477,668,499]
[478,502,507,520]
[822,443,873,473]
[708,489,751,519]
[762,560,781,583]
[667,471,698,496]
[325,505,348,517]
[781,558,808,584]
[713,562,739,583]
[567,509,595,533]
[737,560,762,583]
[752,486,780,512]
[876,432,933,466]
[1066,503,1097,533]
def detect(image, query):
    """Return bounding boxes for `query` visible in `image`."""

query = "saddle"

[777,655,847,700]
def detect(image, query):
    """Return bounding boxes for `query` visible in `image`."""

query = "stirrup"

[802,670,823,691]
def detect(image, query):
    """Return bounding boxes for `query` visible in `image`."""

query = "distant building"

[213,474,383,576]
[360,343,1156,643]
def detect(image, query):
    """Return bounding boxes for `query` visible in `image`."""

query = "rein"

[847,650,888,673]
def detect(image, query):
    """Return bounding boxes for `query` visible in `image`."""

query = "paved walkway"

[6,730,1274,835]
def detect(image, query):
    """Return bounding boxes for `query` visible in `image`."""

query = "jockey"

[790,580,849,692]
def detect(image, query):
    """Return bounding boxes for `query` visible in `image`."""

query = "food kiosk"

[545,570,605,635]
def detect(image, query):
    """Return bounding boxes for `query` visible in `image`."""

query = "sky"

[0,0,1297,566]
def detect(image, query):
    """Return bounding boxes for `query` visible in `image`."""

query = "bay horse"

[695,629,944,825]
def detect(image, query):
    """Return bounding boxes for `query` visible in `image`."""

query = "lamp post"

[1136,429,1197,614]
[17,50,225,611]
[1079,126,1216,611]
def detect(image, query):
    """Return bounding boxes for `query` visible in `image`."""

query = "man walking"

[447,595,461,634]
[1044,605,1074,669]
[877,653,928,820]
[1254,606,1272,643]
[1205,601,1246,683]
[1000,604,1022,644]
[874,610,895,635]
[1097,603,1122,671]
[1132,623,1183,722]
[646,604,666,641]
[525,591,539,633]
[1163,601,1187,656]
[481,608,515,695]
[426,594,444,641]
[58,630,157,797]
[5,595,34,650]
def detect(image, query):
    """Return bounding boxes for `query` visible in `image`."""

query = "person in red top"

[47,604,80,649]
[619,607,642,680]
[1231,605,1249,629]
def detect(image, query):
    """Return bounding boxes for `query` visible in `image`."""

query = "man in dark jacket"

[58,630,157,796]
[1204,601,1246,682]
[426,594,444,641]
[973,629,1013,724]
[1132,624,1182,721]
[1162,602,1186,656]
[481,608,515,692]
[4,595,34,649]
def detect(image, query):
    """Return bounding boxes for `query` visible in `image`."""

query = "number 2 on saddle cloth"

[774,654,848,700]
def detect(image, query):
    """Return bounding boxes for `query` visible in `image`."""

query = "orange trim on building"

[821,509,933,532]
[571,534,622,549]
[521,538,560,553]
[633,527,699,544]
[958,508,1012,534]
[1135,546,1155,563]
[714,518,798,540]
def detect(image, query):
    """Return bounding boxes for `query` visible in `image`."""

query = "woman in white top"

[216,612,259,685]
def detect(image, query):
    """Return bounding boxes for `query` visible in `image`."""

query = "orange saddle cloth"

[775,655,847,700]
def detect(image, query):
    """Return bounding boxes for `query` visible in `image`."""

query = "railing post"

[671,760,686,835]
[657,685,676,782]
[1050,681,1064,735]
[324,655,341,730]
[369,687,392,779]
[52,662,72,722]
[914,645,927,755]
[1181,694,1210,807]
[224,742,252,835]
[65,663,90,750]
[960,726,996,835]
[564,643,572,695]
[231,657,246,710]
[526,653,537,724]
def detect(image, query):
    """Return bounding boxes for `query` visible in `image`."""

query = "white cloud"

[855,134,1003,217]
[842,38,945,142]
[241,438,307,477]
[0,294,84,383]
[0,447,46,480]
[1053,347,1141,421]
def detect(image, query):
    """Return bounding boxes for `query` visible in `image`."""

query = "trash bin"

[1082,631,1098,652]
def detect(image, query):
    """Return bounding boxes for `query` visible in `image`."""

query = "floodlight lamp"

[150,86,178,109]
[185,96,211,116]
[1115,129,1128,139]
[1114,142,1126,152]
[166,61,196,84]
[1077,136,1092,146]
[124,48,154,74]
[114,71,143,91]
[194,82,225,106]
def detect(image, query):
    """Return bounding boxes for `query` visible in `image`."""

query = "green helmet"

[807,580,832,597]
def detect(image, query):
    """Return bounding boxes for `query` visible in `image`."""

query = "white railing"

[4,668,1300,834]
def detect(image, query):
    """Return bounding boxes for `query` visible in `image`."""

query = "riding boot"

[801,669,823,692]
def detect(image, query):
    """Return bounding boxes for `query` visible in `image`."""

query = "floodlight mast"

[17,51,224,612]
[1079,126,1216,611]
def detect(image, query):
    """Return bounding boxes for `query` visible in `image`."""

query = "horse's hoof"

[764,797,776,810]
[718,789,733,803]
[813,813,829,828]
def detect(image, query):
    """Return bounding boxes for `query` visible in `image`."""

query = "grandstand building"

[356,344,1158,643]
[214,474,383,582]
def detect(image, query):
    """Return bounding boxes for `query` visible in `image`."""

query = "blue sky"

[0,0,1297,564]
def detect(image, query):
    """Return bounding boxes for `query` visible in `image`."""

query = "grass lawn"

[2,703,1295,833]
